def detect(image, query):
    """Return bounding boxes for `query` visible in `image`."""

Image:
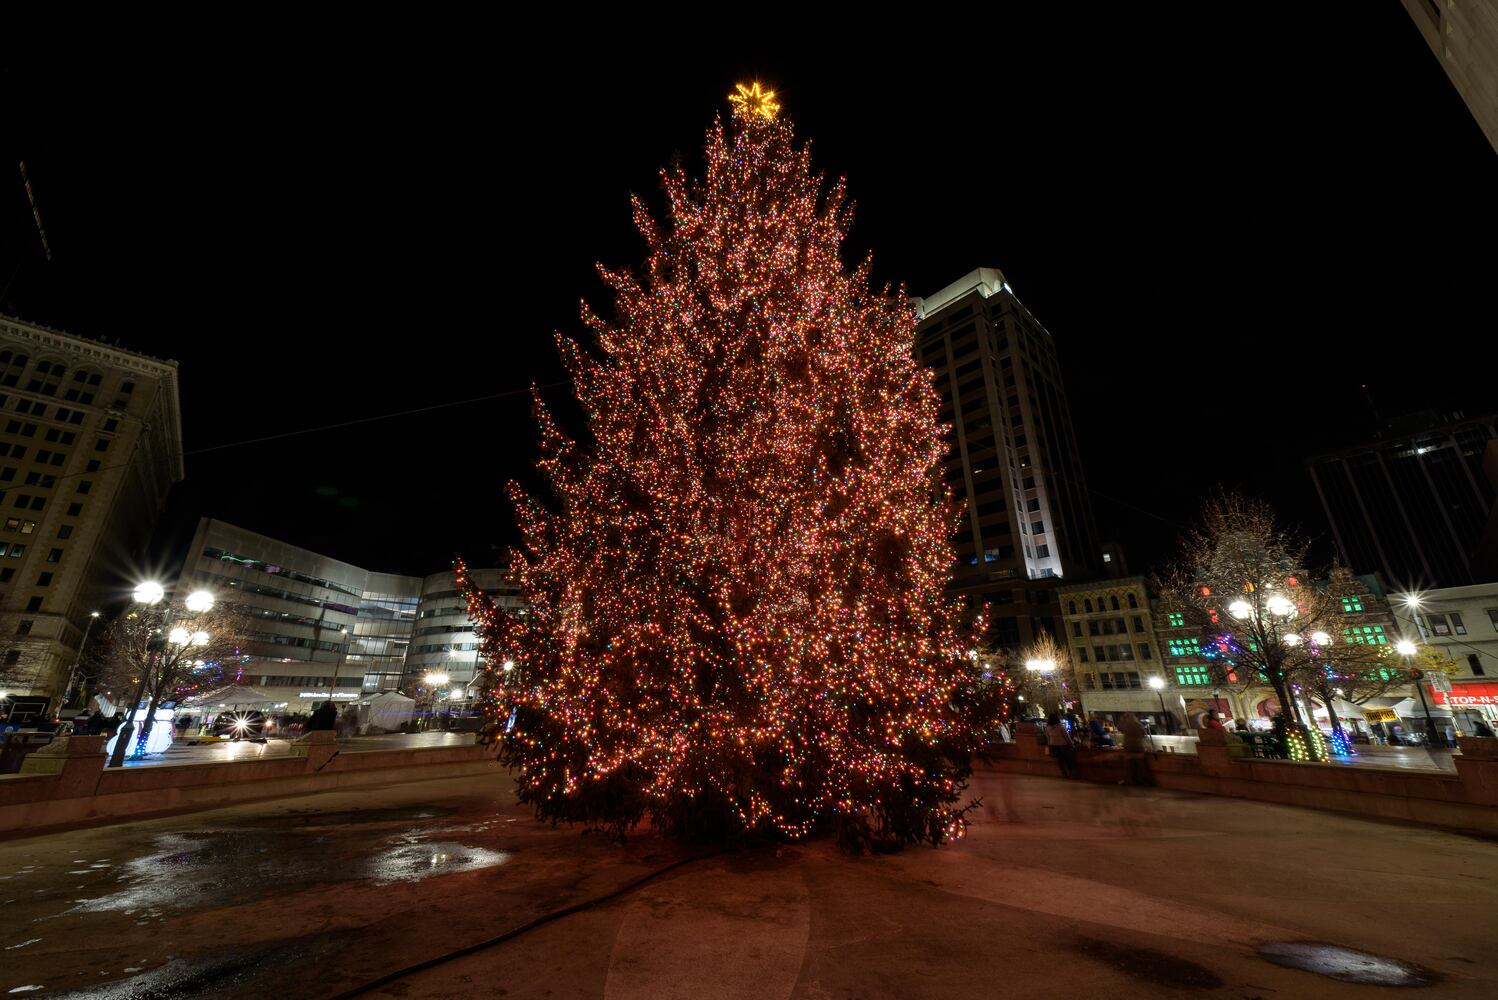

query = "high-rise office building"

[1400,0,1498,156]
[913,268,1101,646]
[173,518,518,712]
[1306,413,1497,590]
[175,519,418,712]
[405,567,523,710]
[0,316,182,700]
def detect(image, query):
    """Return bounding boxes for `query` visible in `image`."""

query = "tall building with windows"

[1400,0,1498,156]
[404,567,523,709]
[1306,413,1497,590]
[0,316,182,701]
[175,519,420,712]
[352,573,423,695]
[1057,578,1177,729]
[913,268,1101,646]
[174,518,517,712]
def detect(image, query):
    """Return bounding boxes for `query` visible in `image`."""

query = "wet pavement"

[119,731,473,768]
[1323,746,1459,772]
[0,765,1494,998]
[1258,941,1439,986]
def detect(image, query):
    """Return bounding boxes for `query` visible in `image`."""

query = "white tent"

[178,685,287,712]
[353,690,416,734]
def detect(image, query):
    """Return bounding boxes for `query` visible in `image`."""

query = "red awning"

[1432,682,1498,707]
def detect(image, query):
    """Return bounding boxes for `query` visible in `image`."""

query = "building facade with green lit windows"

[1150,573,1427,740]
[1062,573,1422,737]
[0,316,182,708]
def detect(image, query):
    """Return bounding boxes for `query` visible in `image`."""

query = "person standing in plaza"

[1045,711,1078,779]
[307,701,337,732]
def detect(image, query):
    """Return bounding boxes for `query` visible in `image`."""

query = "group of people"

[1040,710,1154,779]
[73,709,117,736]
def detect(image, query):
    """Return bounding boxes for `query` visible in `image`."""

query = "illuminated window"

[1341,596,1363,612]
[1167,612,1185,627]
[1342,624,1388,645]
[1174,664,1211,686]
[1166,637,1200,657]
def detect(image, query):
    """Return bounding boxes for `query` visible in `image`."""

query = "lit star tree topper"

[727,80,780,120]
[461,86,978,850]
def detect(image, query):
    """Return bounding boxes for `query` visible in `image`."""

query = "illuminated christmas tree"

[463,84,977,849]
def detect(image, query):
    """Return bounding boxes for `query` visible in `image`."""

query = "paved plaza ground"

[1,765,1494,999]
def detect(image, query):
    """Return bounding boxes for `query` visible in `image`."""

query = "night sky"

[3,9,1494,583]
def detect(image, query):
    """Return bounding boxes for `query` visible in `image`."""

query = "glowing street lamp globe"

[190,630,210,647]
[168,627,191,646]
[1310,631,1331,646]
[1265,595,1295,617]
[1228,600,1253,620]
[1147,676,1166,690]
[424,672,450,688]
[1024,658,1056,674]
[1283,633,1302,646]
[185,590,215,613]
[1396,639,1418,656]
[134,581,165,605]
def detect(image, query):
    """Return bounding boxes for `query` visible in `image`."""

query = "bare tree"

[1158,494,1383,757]
[89,603,251,746]
[1013,632,1079,718]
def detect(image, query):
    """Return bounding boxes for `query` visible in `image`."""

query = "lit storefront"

[1432,682,1498,736]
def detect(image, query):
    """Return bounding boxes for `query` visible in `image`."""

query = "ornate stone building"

[0,316,182,704]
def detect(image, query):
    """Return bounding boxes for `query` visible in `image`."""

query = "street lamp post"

[1025,657,1056,717]
[326,628,350,706]
[1398,639,1443,748]
[108,582,166,769]
[423,671,450,732]
[107,585,214,769]
[59,610,101,715]
[1147,675,1168,749]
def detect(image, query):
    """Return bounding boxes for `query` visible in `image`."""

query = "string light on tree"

[456,87,979,850]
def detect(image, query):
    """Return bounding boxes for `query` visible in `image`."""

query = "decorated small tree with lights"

[462,84,978,849]
[1159,494,1399,760]
[1291,568,1459,751]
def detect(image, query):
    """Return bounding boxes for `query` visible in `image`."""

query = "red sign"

[1431,682,1498,707]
